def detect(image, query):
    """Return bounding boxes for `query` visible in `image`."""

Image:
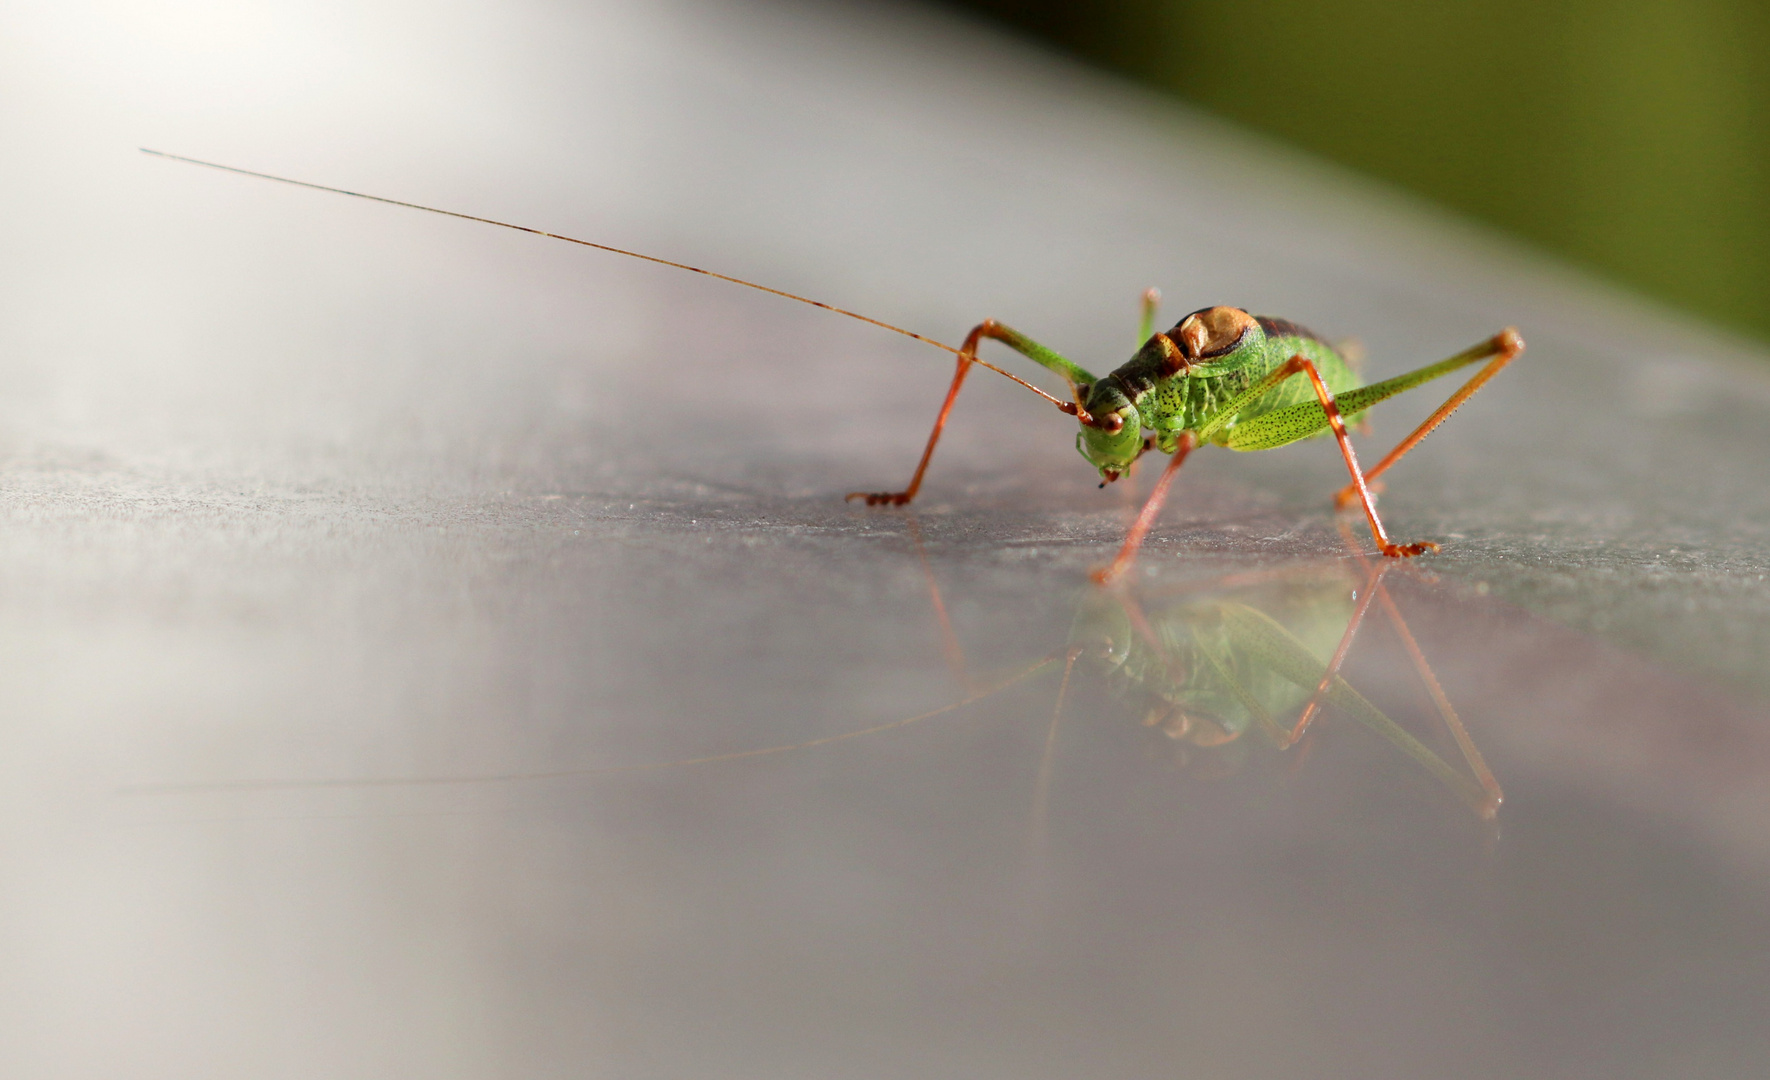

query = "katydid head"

[1074,380,1142,483]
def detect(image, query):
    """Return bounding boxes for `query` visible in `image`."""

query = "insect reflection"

[1010,560,1502,820]
[130,554,1500,824]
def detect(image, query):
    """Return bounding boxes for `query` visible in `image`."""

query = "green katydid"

[143,150,1523,582]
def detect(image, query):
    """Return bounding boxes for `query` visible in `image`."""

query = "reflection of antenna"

[1028,645,1084,858]
[124,554,1499,824]
[121,656,1057,796]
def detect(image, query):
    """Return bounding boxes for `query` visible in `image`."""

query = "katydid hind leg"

[1209,354,1439,558]
[1333,327,1525,509]
[1288,355,1438,558]
[1220,328,1524,456]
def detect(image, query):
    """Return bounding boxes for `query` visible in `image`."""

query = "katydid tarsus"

[143,150,1524,582]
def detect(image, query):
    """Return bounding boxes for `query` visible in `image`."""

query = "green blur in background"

[952,0,1770,344]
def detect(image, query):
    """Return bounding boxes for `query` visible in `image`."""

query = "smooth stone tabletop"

[5,0,1770,1076]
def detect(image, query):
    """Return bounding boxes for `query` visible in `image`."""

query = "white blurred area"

[2,1,640,459]
[3,1,966,477]
[5,0,1253,488]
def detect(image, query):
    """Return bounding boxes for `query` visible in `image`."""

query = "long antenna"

[139,149,1073,409]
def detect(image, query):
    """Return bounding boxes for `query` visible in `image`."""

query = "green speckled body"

[1002,302,1509,496]
[1107,316,1356,452]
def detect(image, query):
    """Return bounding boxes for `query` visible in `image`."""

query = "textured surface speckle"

[5,0,1770,1075]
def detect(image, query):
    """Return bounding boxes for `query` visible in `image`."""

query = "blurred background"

[954,0,1770,345]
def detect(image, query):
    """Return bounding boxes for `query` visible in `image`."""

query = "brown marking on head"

[1170,306,1256,361]
[1155,332,1191,377]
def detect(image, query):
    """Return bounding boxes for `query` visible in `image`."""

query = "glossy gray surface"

[6,0,1770,1076]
